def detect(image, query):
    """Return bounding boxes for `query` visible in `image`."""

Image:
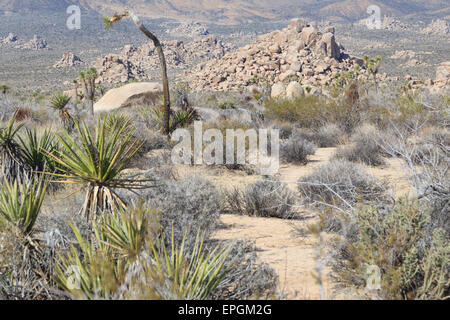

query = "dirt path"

[176,147,413,299]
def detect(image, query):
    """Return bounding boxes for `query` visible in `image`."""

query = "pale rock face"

[320,33,340,60]
[94,82,162,113]
[289,62,302,72]
[300,27,320,47]
[53,52,84,68]
[269,44,282,54]
[271,82,286,98]
[279,70,297,82]
[286,81,304,98]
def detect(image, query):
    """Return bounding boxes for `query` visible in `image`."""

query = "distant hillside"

[0,0,449,24]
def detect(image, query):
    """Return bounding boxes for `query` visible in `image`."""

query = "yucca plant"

[100,205,149,261]
[0,177,47,235]
[47,118,150,220]
[54,222,127,299]
[149,228,232,300]
[152,107,195,133]
[55,221,232,300]
[79,68,98,115]
[49,92,74,131]
[104,113,134,137]
[18,128,59,176]
[0,111,27,182]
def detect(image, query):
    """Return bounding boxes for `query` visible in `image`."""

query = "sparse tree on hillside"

[79,67,98,115]
[364,55,382,90]
[103,9,171,135]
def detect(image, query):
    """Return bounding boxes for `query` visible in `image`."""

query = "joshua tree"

[72,79,79,100]
[103,9,171,135]
[363,55,382,90]
[79,67,98,115]
[49,92,74,131]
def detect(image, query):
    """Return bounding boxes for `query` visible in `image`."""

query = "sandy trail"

[176,147,413,299]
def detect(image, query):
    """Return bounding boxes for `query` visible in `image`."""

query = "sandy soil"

[175,147,413,300]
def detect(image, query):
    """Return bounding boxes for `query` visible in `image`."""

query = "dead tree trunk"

[127,10,171,135]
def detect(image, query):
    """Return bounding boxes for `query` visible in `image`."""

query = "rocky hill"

[94,35,234,84]
[183,19,379,92]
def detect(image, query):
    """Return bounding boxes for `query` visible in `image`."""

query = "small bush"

[295,123,344,148]
[226,178,296,219]
[334,124,385,166]
[333,198,449,300]
[140,177,222,246]
[316,123,345,147]
[297,159,387,208]
[280,133,316,164]
[264,96,360,131]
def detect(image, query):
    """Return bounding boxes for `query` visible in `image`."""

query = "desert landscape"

[0,1,448,301]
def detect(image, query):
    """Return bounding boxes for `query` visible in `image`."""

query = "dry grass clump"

[333,124,385,166]
[138,177,222,246]
[295,123,345,148]
[226,178,297,219]
[280,133,316,165]
[297,159,388,208]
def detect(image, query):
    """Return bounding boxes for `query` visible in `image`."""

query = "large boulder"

[286,81,304,98]
[320,33,340,59]
[93,82,162,113]
[271,83,286,98]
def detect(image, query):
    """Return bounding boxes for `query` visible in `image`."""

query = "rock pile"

[95,54,146,84]
[381,17,410,31]
[53,52,84,68]
[0,33,18,45]
[166,22,209,37]
[421,19,449,36]
[95,35,233,84]
[390,50,416,60]
[183,19,367,91]
[16,35,48,50]
[435,61,450,87]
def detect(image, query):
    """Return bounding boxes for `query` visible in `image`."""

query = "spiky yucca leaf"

[100,204,149,260]
[0,177,47,235]
[104,113,134,136]
[0,111,27,182]
[18,128,59,174]
[49,93,71,111]
[150,228,232,300]
[48,119,149,219]
[54,222,126,299]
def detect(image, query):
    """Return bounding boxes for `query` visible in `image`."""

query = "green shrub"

[333,198,449,300]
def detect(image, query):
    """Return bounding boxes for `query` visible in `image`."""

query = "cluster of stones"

[53,52,84,68]
[0,33,18,45]
[95,54,146,84]
[16,35,48,50]
[421,19,449,36]
[165,21,209,37]
[95,35,233,84]
[183,19,371,92]
[405,61,450,91]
